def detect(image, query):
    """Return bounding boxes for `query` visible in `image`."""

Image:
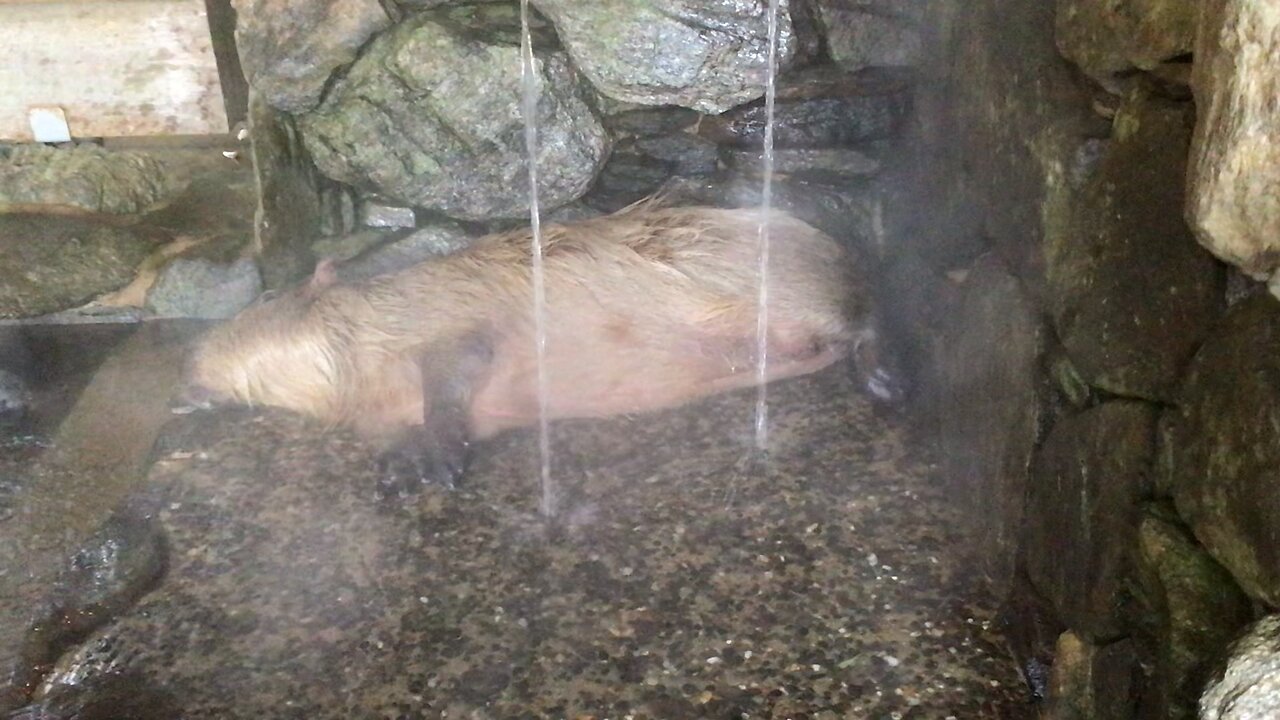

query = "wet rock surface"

[1164,295,1280,607]
[145,257,263,320]
[0,323,198,714]
[0,145,178,217]
[0,216,163,319]
[723,146,883,179]
[1185,0,1280,279]
[1047,89,1223,402]
[699,67,913,149]
[27,367,1030,718]
[533,0,809,114]
[231,0,392,114]
[1055,0,1196,88]
[662,173,882,250]
[817,0,924,72]
[1026,401,1156,641]
[603,106,700,137]
[299,14,609,221]
[932,256,1045,590]
[1133,504,1252,720]
[1201,615,1280,720]
[336,222,474,282]
[1045,631,1138,720]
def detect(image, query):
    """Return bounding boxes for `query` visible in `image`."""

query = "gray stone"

[1046,632,1138,720]
[145,257,263,320]
[603,106,701,137]
[1133,504,1252,720]
[1185,0,1280,280]
[544,202,603,224]
[310,229,393,266]
[818,0,924,72]
[583,152,674,214]
[358,198,416,229]
[532,0,810,114]
[934,255,1045,590]
[1026,401,1156,640]
[337,222,472,282]
[231,0,392,113]
[1047,88,1224,402]
[248,95,331,291]
[0,145,177,217]
[0,215,161,319]
[698,67,913,149]
[1055,0,1196,88]
[1201,615,1280,720]
[633,134,720,176]
[299,15,609,221]
[317,185,357,238]
[1165,295,1280,607]
[722,147,882,178]
[660,173,882,253]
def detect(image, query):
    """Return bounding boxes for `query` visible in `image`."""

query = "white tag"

[28,106,72,143]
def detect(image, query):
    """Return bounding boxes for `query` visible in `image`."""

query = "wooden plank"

[0,0,230,140]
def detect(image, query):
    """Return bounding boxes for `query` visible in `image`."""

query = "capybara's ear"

[307,257,339,296]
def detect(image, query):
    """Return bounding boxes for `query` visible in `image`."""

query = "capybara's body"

[176,202,895,485]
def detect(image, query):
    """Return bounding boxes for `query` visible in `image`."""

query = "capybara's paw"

[375,431,470,498]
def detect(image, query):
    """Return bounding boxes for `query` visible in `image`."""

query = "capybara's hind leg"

[377,332,493,496]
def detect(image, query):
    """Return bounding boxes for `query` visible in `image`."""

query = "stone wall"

[892,0,1280,716]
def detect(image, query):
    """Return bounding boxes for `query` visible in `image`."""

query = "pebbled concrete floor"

[7,354,1035,719]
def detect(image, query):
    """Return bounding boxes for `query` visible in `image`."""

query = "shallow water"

[1,334,1035,718]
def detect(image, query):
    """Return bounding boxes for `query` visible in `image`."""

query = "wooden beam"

[0,0,231,140]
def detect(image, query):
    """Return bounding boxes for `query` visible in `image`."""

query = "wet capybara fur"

[173,200,901,490]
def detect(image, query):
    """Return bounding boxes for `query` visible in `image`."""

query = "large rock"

[1165,295,1280,606]
[1201,615,1280,720]
[336,222,473,282]
[1026,401,1157,640]
[0,216,162,319]
[231,0,391,114]
[934,255,1046,591]
[1047,88,1224,402]
[1185,0,1280,280]
[299,15,609,221]
[660,172,882,252]
[1055,0,1196,88]
[533,0,809,114]
[1045,632,1138,720]
[817,0,924,72]
[145,256,263,320]
[698,67,912,149]
[0,145,177,217]
[1133,504,1252,720]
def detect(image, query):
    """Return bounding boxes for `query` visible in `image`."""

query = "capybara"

[171,200,901,489]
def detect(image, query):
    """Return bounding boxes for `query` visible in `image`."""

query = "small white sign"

[28,106,71,143]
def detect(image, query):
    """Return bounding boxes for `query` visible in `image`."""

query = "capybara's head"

[171,260,343,418]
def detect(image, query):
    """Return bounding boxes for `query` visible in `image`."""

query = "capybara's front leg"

[377,332,493,494]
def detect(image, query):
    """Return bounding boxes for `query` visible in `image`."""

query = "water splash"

[753,0,781,451]
[519,0,555,517]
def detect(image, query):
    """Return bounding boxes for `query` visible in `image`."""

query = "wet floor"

[1,333,1034,719]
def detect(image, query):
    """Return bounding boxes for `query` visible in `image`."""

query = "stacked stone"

[233,0,920,287]
[894,0,1280,717]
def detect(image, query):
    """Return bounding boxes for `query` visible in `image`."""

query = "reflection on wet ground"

[1,330,1033,719]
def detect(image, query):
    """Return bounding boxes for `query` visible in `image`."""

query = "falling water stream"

[754,0,781,451]
[520,0,782,514]
[518,0,555,518]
